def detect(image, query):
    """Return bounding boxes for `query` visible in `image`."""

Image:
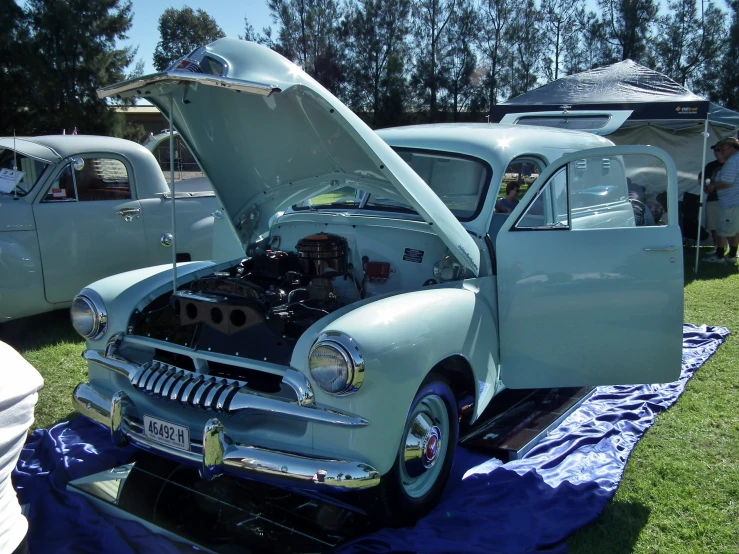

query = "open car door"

[496,145,683,389]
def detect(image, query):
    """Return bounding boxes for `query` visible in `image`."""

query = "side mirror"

[71,157,85,171]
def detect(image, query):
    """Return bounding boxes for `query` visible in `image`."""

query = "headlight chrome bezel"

[70,289,108,340]
[308,332,364,396]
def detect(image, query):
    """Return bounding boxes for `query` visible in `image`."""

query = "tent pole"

[694,119,709,274]
[170,95,177,293]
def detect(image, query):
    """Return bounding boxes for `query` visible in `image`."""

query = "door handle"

[117,208,141,222]
[643,246,676,252]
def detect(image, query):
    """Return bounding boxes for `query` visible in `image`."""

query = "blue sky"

[120,1,274,74]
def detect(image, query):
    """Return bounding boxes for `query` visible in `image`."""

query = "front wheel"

[374,377,458,527]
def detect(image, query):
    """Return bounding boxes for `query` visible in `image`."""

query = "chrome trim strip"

[96,71,282,100]
[72,385,380,491]
[83,349,369,427]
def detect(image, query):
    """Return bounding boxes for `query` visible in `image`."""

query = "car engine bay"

[130,232,398,366]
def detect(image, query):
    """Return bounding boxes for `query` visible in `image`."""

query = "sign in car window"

[0,168,24,193]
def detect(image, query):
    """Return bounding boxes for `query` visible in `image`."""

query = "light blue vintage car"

[70,38,684,524]
[0,134,240,323]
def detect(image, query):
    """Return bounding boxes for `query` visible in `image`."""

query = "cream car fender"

[291,283,499,475]
[79,260,236,349]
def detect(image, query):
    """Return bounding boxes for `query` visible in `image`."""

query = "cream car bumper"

[73,382,381,491]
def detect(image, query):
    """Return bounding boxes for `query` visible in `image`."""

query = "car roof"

[375,123,613,165]
[0,135,150,160]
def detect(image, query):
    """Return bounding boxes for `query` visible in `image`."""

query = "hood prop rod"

[168,94,177,295]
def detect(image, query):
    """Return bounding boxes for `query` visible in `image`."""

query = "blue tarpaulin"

[13,324,729,554]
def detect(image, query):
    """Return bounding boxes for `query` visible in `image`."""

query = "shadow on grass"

[683,246,739,285]
[0,309,82,352]
[566,499,651,554]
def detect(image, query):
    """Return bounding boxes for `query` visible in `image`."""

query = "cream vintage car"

[0,135,241,323]
[70,38,684,524]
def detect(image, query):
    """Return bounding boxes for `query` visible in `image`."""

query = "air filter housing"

[296,234,348,276]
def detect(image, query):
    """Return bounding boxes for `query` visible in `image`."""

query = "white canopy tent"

[489,60,739,273]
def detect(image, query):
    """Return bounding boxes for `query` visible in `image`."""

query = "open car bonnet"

[98,38,480,276]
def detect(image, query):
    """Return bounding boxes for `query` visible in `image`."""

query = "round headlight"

[308,332,364,395]
[70,290,107,339]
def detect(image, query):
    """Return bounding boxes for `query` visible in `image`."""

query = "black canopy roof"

[489,60,739,127]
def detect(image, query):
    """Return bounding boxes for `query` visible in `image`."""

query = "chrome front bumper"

[73,383,381,491]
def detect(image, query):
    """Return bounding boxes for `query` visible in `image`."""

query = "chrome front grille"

[130,361,249,412]
[84,335,370,427]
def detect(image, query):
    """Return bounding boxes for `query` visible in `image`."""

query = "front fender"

[291,279,500,475]
[79,259,234,348]
[0,231,48,321]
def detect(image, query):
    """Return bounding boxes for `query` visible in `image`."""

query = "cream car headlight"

[70,290,107,339]
[308,332,364,395]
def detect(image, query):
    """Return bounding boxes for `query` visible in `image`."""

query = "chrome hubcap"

[422,426,441,467]
[399,394,449,498]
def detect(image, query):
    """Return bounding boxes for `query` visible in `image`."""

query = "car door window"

[75,158,132,201]
[43,164,77,202]
[43,158,132,203]
[514,154,669,231]
[515,168,568,229]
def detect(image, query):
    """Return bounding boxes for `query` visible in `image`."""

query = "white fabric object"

[0,341,43,554]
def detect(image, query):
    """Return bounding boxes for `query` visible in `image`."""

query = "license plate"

[143,415,190,451]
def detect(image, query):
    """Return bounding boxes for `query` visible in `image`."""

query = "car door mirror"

[71,157,85,172]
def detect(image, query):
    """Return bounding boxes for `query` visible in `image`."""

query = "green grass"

[567,248,739,554]
[1,246,737,552]
[1,309,86,430]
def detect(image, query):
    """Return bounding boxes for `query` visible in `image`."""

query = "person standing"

[0,341,43,554]
[704,137,739,263]
[699,143,724,254]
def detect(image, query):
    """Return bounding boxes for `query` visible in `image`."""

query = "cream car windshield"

[294,149,492,222]
[0,148,50,196]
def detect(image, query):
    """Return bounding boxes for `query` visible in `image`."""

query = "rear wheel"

[374,377,458,527]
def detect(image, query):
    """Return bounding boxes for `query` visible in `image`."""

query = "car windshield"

[0,148,50,196]
[293,148,491,222]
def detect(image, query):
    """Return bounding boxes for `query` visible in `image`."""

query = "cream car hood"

[97,38,480,276]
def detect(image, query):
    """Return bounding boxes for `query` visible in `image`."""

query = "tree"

[342,0,411,126]
[505,0,543,97]
[267,0,345,95]
[654,0,726,89]
[716,0,739,109]
[561,11,616,74]
[0,0,30,135]
[23,0,136,136]
[477,0,516,108]
[541,0,585,81]
[153,6,225,71]
[410,0,457,119]
[240,15,275,45]
[598,0,658,63]
[445,0,481,119]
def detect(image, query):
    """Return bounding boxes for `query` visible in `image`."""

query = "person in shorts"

[704,137,739,263]
[699,143,724,254]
